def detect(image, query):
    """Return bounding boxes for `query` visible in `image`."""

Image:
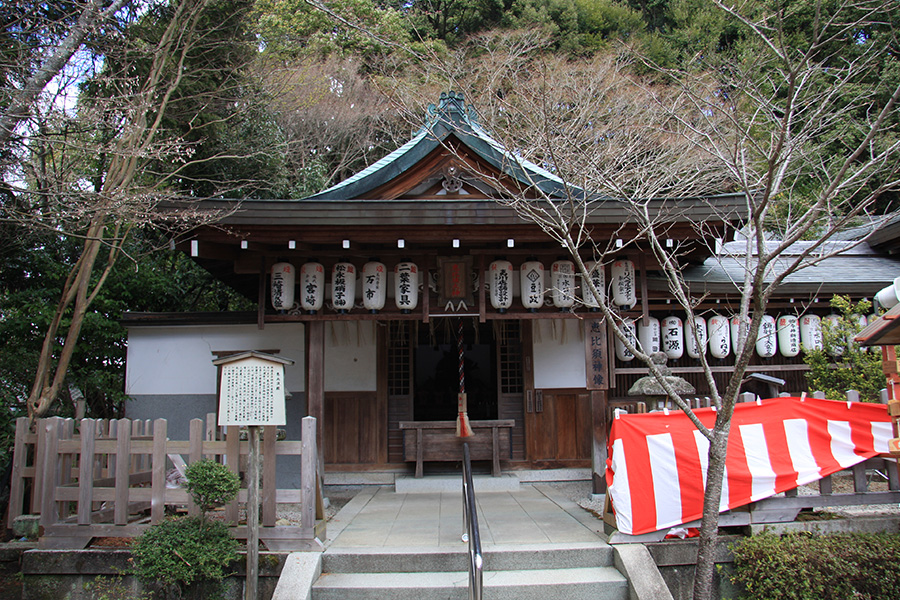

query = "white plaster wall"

[323,321,377,391]
[126,323,306,395]
[532,319,587,389]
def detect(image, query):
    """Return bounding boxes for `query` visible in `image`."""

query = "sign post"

[213,351,292,600]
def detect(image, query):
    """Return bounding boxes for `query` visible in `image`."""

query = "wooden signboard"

[584,319,610,390]
[214,352,293,426]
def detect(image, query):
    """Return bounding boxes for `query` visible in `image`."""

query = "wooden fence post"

[7,417,29,529]
[114,418,132,525]
[263,426,277,527]
[77,419,96,525]
[301,416,317,538]
[150,419,167,524]
[39,418,61,528]
[225,425,240,524]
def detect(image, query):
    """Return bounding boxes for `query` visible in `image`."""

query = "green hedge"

[731,532,900,600]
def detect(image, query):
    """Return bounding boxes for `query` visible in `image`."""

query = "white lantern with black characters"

[394,261,419,313]
[520,259,545,311]
[362,260,386,313]
[299,261,324,313]
[271,262,295,312]
[686,316,708,359]
[663,316,684,360]
[332,261,356,313]
[489,259,513,312]
[550,259,576,309]
[800,314,823,352]
[615,319,637,362]
[709,314,731,359]
[777,315,800,358]
[611,258,636,309]
[756,314,777,358]
[582,260,604,310]
[638,316,661,354]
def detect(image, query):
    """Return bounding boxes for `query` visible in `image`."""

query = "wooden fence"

[8,414,324,550]
[605,390,900,541]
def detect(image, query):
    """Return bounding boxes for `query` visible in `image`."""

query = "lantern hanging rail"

[461,442,484,600]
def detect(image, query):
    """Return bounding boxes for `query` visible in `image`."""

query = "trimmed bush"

[132,516,239,599]
[731,532,900,600]
[184,459,240,516]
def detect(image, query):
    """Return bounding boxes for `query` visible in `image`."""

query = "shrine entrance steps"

[311,543,628,600]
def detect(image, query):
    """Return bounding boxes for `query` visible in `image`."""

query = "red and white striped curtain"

[606,397,894,535]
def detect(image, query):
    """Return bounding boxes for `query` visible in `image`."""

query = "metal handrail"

[461,442,483,600]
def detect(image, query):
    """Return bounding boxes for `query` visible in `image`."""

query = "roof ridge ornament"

[426,91,479,128]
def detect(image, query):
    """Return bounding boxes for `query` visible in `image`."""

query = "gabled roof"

[306,91,584,202]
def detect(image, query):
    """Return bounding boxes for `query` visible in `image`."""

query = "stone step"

[395,474,520,493]
[321,542,615,573]
[312,566,629,600]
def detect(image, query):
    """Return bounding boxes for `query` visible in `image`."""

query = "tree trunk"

[692,427,730,600]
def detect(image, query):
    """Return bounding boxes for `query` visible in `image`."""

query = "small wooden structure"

[8,414,324,550]
[399,419,514,477]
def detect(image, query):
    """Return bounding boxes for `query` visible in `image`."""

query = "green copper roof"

[306,91,587,201]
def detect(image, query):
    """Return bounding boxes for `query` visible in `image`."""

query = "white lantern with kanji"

[271,262,295,311]
[756,314,777,358]
[662,315,684,359]
[394,261,419,313]
[777,315,800,358]
[362,260,386,313]
[709,314,731,359]
[582,260,605,309]
[489,259,513,312]
[824,313,843,356]
[611,259,636,309]
[615,319,637,362]
[331,262,356,313]
[520,259,545,311]
[638,316,661,354]
[731,316,748,355]
[299,261,324,313]
[800,314,823,352]
[550,259,576,309]
[686,316,708,359]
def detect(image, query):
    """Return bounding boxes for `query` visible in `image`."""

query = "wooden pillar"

[590,390,608,494]
[307,321,325,470]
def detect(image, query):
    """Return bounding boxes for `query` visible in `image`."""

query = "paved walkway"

[325,483,607,548]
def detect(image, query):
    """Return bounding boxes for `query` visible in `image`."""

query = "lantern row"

[613,313,872,362]
[271,258,638,314]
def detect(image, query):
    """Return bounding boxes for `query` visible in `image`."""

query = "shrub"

[184,459,240,516]
[132,460,241,599]
[132,516,240,599]
[731,532,900,600]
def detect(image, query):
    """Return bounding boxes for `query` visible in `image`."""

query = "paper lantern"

[709,314,731,359]
[875,277,900,309]
[331,262,356,313]
[394,261,419,313]
[489,259,513,312]
[581,260,605,309]
[611,259,636,309]
[731,316,748,355]
[638,316,661,354]
[824,313,843,356]
[270,262,295,311]
[662,316,684,360]
[550,259,576,309]
[299,261,324,313]
[756,314,777,358]
[520,259,545,311]
[362,260,386,313]
[777,315,800,358]
[800,314,823,352]
[686,316,708,359]
[615,320,637,362]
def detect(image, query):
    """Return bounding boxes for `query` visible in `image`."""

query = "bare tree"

[3,0,268,419]
[383,3,900,598]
